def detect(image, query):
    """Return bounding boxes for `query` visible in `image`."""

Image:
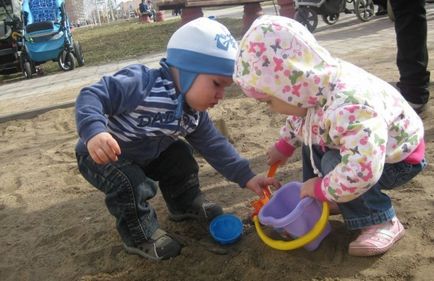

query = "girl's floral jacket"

[233,15,425,203]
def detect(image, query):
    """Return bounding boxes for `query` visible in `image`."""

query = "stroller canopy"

[22,0,63,25]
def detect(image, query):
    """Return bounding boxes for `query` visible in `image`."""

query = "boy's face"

[185,74,233,111]
[257,95,307,117]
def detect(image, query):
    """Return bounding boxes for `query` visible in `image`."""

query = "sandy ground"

[1,18,434,281]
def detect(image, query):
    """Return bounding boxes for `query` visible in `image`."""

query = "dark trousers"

[373,0,386,8]
[390,0,430,104]
[76,140,200,247]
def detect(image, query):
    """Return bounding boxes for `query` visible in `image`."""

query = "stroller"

[21,0,84,78]
[294,0,375,32]
[0,0,23,76]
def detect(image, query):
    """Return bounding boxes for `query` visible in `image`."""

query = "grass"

[73,17,243,66]
[73,18,180,66]
[0,17,243,82]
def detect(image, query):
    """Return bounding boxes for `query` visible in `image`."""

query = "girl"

[233,15,426,256]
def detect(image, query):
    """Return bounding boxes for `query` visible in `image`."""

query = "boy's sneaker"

[123,229,181,260]
[348,216,405,256]
[168,193,223,223]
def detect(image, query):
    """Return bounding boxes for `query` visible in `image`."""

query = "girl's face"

[258,95,308,117]
[185,74,233,111]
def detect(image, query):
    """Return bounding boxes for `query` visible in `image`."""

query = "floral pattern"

[233,15,424,202]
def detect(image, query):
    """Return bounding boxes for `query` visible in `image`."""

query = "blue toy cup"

[209,214,243,245]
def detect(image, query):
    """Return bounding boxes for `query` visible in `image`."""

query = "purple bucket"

[258,181,331,251]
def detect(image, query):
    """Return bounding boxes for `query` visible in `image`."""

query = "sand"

[1,21,434,281]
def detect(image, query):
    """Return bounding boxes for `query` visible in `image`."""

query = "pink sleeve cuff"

[275,139,296,157]
[404,139,425,164]
[314,178,328,202]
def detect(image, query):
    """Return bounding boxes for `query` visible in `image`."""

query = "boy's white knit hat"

[166,17,238,117]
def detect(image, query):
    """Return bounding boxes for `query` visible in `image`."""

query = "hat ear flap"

[178,70,198,94]
[174,70,198,118]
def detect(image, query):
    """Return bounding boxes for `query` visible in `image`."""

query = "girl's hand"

[87,132,121,164]
[300,177,318,198]
[245,175,281,197]
[266,145,289,166]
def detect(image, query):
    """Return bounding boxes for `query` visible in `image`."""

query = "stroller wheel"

[322,13,340,25]
[73,41,85,67]
[20,53,34,79]
[354,0,375,22]
[58,50,75,71]
[295,7,318,33]
[23,61,33,79]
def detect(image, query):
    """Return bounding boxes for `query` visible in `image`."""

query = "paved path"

[1,4,433,120]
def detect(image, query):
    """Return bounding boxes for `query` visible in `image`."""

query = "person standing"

[389,0,431,114]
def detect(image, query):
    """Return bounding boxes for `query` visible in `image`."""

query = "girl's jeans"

[76,140,200,247]
[302,145,426,230]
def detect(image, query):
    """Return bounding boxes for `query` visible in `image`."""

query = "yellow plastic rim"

[253,202,330,251]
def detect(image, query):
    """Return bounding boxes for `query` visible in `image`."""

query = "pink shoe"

[348,217,405,256]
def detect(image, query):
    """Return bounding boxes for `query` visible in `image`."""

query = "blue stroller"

[21,0,84,78]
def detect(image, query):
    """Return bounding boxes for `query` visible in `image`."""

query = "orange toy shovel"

[251,163,279,217]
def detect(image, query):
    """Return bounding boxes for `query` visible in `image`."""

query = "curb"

[0,100,75,123]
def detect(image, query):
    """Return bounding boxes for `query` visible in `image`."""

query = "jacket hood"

[234,15,340,108]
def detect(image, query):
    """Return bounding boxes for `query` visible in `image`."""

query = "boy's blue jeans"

[76,140,200,247]
[302,145,426,230]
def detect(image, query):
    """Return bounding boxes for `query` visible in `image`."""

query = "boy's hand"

[87,132,121,164]
[266,145,289,166]
[245,175,281,197]
[300,177,317,198]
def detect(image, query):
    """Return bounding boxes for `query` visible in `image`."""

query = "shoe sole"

[348,227,405,257]
[123,243,163,261]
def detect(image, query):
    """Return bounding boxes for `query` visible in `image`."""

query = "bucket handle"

[252,201,329,251]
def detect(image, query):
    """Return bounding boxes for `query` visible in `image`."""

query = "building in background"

[65,0,86,26]
[65,0,122,26]
[118,0,142,19]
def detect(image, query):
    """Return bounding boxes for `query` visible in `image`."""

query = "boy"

[75,18,278,261]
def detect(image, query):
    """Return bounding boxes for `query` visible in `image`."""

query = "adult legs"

[373,0,387,16]
[389,0,430,107]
